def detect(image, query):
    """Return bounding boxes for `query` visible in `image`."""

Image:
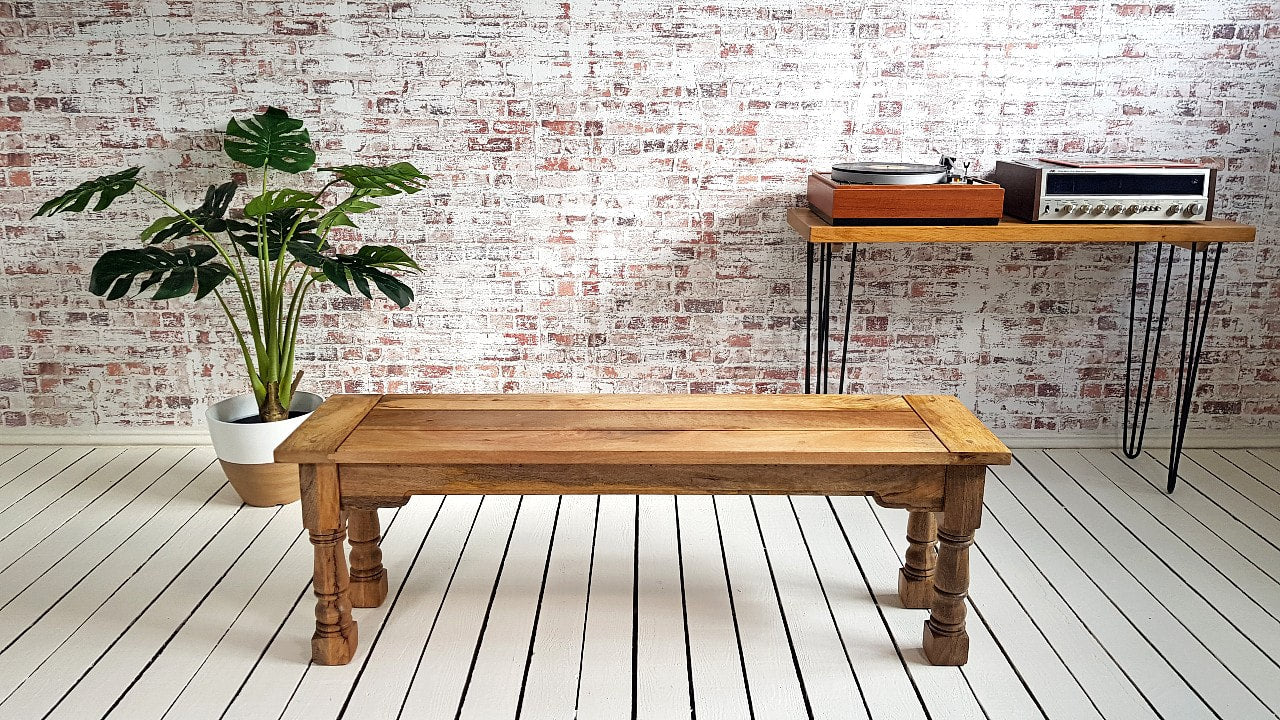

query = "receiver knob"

[1124,204,1140,215]
[1108,204,1123,215]
[1166,204,1183,216]
[1185,202,1205,217]
[1073,204,1089,215]
[1059,204,1076,215]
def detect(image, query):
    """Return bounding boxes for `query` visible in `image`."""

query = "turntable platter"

[831,162,948,185]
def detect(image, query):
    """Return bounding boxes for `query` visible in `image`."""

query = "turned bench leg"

[302,464,358,665]
[923,466,984,666]
[898,511,937,609]
[348,509,389,608]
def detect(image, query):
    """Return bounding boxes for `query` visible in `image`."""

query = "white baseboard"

[0,428,214,447]
[998,430,1280,450]
[2,427,1277,450]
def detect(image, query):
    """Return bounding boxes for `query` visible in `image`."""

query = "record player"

[807,160,1005,226]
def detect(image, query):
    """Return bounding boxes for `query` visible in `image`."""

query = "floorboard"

[1015,452,1279,716]
[0,445,1276,720]
[575,494,638,720]
[634,495,693,719]
[0,446,28,467]
[676,495,751,720]
[985,465,1215,719]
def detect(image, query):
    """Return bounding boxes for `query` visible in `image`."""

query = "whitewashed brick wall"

[0,0,1276,435]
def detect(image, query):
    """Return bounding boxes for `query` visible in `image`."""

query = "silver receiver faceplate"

[993,160,1214,223]
[1038,198,1209,222]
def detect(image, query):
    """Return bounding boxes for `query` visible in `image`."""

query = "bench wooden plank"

[358,409,929,432]
[275,394,382,464]
[337,463,946,510]
[334,428,951,465]
[905,396,1011,465]
[375,394,912,412]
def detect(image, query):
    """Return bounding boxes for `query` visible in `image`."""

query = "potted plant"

[32,107,426,505]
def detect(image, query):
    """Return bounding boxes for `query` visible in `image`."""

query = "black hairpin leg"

[1123,243,1173,458]
[1167,242,1223,492]
[804,242,855,395]
[838,243,858,394]
[816,243,834,393]
[805,242,814,394]
[1122,241,1225,493]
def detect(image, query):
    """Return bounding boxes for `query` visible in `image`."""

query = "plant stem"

[279,274,317,405]
[256,167,277,389]
[226,228,260,333]
[138,183,266,364]
[213,287,266,403]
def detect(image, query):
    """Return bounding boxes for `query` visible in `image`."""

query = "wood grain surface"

[375,393,913,411]
[333,428,952,465]
[358,408,929,431]
[337,463,946,510]
[787,206,1256,247]
[906,395,1011,465]
[275,394,382,464]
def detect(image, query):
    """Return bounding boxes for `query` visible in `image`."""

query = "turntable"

[808,161,1005,226]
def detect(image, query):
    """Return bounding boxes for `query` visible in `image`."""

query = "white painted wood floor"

[0,444,1278,720]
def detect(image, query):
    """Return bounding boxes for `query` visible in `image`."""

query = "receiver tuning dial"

[1185,202,1205,217]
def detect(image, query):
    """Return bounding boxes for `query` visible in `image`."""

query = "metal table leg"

[805,242,857,395]
[1123,241,1225,493]
[839,243,859,394]
[805,242,814,394]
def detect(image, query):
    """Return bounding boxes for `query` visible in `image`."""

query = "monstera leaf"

[229,208,322,261]
[224,107,315,173]
[313,245,421,309]
[316,191,382,235]
[140,181,239,245]
[89,245,232,301]
[33,167,141,217]
[244,188,322,217]
[319,162,430,196]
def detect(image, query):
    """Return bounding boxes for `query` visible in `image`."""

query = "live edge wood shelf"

[788,206,1255,493]
[276,392,1011,668]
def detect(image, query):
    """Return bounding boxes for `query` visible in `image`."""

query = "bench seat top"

[275,393,1010,466]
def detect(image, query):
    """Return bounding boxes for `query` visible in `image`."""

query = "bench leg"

[898,511,937,609]
[302,464,358,665]
[348,509,389,608]
[924,466,984,666]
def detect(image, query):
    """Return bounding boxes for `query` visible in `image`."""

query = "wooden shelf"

[787,207,1256,248]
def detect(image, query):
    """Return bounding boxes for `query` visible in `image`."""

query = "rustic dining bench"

[275,393,1011,667]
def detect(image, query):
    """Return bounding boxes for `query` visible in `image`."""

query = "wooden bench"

[275,393,1011,667]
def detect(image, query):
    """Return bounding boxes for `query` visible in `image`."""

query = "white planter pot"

[206,391,324,506]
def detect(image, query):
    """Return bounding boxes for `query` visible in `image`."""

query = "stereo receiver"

[993,159,1216,222]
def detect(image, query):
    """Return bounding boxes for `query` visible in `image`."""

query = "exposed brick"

[0,0,1273,437]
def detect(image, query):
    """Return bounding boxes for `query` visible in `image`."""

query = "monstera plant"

[33,107,427,505]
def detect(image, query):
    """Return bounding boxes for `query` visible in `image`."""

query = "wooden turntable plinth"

[807,173,1005,226]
